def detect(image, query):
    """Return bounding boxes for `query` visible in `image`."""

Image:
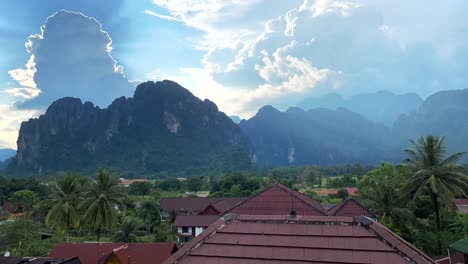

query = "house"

[173,215,220,242]
[162,214,435,264]
[0,202,23,220]
[327,197,377,218]
[454,199,468,214]
[225,183,328,216]
[119,179,148,187]
[49,243,177,264]
[159,197,245,218]
[447,237,468,264]
[0,256,80,264]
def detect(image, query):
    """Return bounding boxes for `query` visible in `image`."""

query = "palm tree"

[138,199,161,238]
[112,217,144,243]
[403,135,468,253]
[46,173,81,242]
[358,163,417,238]
[80,168,126,241]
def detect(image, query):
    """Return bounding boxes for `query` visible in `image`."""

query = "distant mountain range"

[8,81,253,176]
[0,148,15,162]
[239,106,398,166]
[299,91,423,126]
[4,80,468,176]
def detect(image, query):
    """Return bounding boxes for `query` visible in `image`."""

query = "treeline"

[0,169,175,256]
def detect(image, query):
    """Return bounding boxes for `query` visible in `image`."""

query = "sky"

[0,0,468,149]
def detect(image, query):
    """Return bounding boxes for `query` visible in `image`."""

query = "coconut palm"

[80,168,126,241]
[403,135,468,253]
[46,173,81,242]
[112,217,144,243]
[358,163,417,238]
[138,199,161,238]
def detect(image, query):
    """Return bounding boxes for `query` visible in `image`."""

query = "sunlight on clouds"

[0,104,40,149]
[4,88,41,99]
[144,10,182,22]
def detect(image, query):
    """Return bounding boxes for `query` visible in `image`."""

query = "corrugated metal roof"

[163,214,435,264]
[174,215,220,227]
[226,183,327,216]
[160,197,245,214]
[48,243,176,264]
[327,198,376,218]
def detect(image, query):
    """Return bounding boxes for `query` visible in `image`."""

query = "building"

[454,199,468,214]
[447,237,468,264]
[163,214,435,264]
[327,197,377,218]
[160,197,245,218]
[173,215,220,242]
[118,179,149,187]
[49,243,177,264]
[0,256,80,264]
[225,183,327,216]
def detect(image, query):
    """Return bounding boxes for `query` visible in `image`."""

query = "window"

[182,227,189,233]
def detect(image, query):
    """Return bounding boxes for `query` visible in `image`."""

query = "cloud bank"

[9,10,133,109]
[0,10,134,148]
[152,0,468,116]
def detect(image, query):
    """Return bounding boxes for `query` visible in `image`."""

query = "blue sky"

[0,0,468,149]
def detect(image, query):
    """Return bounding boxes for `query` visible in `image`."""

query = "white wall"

[195,227,204,236]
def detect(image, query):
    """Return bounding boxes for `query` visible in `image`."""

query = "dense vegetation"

[0,135,466,258]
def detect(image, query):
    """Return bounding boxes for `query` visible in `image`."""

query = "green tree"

[80,168,126,241]
[336,189,349,199]
[138,199,161,238]
[46,173,82,242]
[153,221,176,242]
[10,190,39,211]
[112,217,144,242]
[403,135,468,253]
[187,177,203,194]
[0,217,52,256]
[358,163,417,238]
[129,181,153,196]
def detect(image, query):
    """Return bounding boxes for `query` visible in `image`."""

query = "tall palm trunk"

[430,191,441,254]
[96,226,101,242]
[66,214,70,243]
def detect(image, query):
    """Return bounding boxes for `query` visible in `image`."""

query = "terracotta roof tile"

[226,184,327,216]
[327,198,376,218]
[163,214,435,264]
[160,197,245,214]
[173,215,220,227]
[49,242,176,264]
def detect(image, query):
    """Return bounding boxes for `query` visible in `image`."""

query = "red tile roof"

[49,242,177,264]
[119,179,148,186]
[327,198,376,218]
[174,215,220,227]
[226,183,327,216]
[163,214,435,264]
[160,197,245,214]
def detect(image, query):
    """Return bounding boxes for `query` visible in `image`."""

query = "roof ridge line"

[276,183,327,215]
[327,198,348,216]
[357,218,435,264]
[223,184,281,215]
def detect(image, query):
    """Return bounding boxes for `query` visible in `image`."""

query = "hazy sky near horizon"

[0,0,468,149]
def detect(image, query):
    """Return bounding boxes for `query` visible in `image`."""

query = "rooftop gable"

[49,242,176,264]
[160,197,245,214]
[327,198,377,218]
[163,214,435,264]
[225,183,327,216]
[174,215,220,227]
